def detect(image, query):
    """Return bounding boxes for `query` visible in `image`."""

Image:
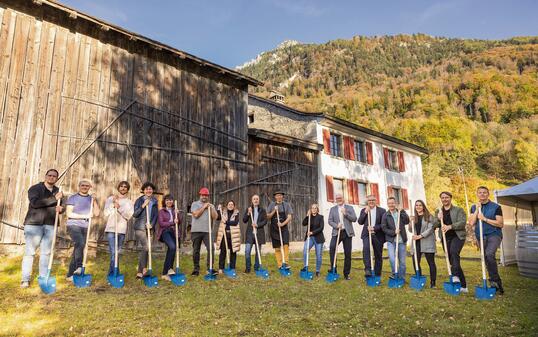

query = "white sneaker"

[167,269,176,275]
[452,276,461,283]
[66,276,74,282]
[73,267,82,275]
[460,287,468,293]
[20,281,29,288]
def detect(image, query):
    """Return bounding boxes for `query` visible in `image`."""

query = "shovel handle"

[332,228,341,269]
[439,211,452,276]
[367,211,374,272]
[411,219,419,273]
[222,222,231,265]
[478,207,487,281]
[47,192,62,271]
[114,208,119,269]
[174,200,180,270]
[207,205,213,270]
[81,196,94,268]
[394,210,401,274]
[250,211,263,266]
[305,213,311,268]
[276,207,286,264]
[146,205,152,271]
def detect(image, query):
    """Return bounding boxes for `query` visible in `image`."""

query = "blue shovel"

[204,205,217,281]
[300,213,314,281]
[276,208,291,277]
[142,206,158,287]
[169,201,186,286]
[326,228,341,283]
[107,209,125,288]
[222,227,237,279]
[38,197,62,294]
[409,217,426,291]
[365,212,381,287]
[440,213,461,296]
[475,208,496,300]
[250,212,269,279]
[73,196,94,288]
[388,210,405,289]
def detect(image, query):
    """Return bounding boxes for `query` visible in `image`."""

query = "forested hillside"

[239,34,538,207]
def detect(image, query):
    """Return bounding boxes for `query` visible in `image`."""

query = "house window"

[248,114,254,124]
[358,182,368,205]
[333,178,344,198]
[388,149,399,171]
[354,140,366,163]
[330,133,342,157]
[387,186,409,209]
[391,186,401,205]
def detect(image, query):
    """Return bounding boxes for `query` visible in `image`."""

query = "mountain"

[238,34,538,207]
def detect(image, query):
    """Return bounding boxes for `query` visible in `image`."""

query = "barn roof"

[12,0,262,87]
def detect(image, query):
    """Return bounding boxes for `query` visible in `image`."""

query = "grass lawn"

[1,245,537,337]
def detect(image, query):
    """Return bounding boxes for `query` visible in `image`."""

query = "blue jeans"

[161,230,178,275]
[21,224,55,282]
[67,225,88,277]
[303,237,323,272]
[245,243,262,271]
[106,232,126,275]
[387,241,406,278]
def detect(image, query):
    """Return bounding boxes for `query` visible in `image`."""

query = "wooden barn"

[0,0,263,248]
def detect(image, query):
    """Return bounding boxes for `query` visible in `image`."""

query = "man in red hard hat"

[190,187,218,276]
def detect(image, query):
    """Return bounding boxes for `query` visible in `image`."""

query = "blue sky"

[61,0,538,69]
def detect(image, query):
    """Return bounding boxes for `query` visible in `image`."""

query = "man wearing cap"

[190,187,218,276]
[266,191,293,270]
[328,193,357,280]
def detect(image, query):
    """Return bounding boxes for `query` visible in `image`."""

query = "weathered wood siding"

[0,2,249,248]
[240,133,319,242]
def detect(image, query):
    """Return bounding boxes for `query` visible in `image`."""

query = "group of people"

[20,169,505,295]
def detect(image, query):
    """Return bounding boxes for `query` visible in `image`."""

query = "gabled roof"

[249,94,428,154]
[11,0,262,87]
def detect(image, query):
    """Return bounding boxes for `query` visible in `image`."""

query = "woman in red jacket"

[157,194,180,281]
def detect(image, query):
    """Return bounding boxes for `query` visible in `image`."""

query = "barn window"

[248,114,254,124]
[330,133,342,157]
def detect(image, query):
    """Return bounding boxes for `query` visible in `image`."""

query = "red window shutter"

[346,179,354,204]
[402,188,409,209]
[353,180,359,205]
[343,136,350,160]
[398,151,406,172]
[349,139,356,161]
[383,148,390,169]
[326,176,334,202]
[323,129,331,154]
[371,183,380,202]
[366,142,373,165]
[387,186,393,198]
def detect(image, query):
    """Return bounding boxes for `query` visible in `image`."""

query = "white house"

[248,94,428,251]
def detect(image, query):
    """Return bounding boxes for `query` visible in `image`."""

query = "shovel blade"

[326,268,340,283]
[255,268,270,279]
[300,269,314,281]
[204,269,217,281]
[223,267,237,279]
[107,272,125,289]
[279,264,291,277]
[38,274,57,295]
[143,270,158,287]
[443,280,461,296]
[388,276,405,288]
[475,285,496,300]
[410,274,427,291]
[170,273,187,286]
[73,273,93,288]
[365,275,381,287]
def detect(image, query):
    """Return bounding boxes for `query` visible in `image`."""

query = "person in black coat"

[242,194,267,273]
[301,204,325,276]
[357,194,387,277]
[381,197,410,279]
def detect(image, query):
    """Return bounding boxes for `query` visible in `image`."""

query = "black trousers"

[412,250,437,286]
[218,231,237,270]
[444,235,467,288]
[329,231,353,276]
[362,234,384,276]
[67,225,88,277]
[191,232,214,272]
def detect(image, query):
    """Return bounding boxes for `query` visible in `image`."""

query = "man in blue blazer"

[358,194,387,277]
[328,193,357,280]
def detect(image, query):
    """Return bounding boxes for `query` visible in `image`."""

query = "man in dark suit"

[358,194,386,277]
